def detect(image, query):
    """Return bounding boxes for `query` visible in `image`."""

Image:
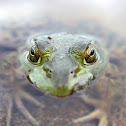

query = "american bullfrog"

[0,20,125,126]
[19,33,107,97]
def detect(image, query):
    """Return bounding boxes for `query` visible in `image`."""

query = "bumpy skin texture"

[0,18,125,126]
[19,33,107,97]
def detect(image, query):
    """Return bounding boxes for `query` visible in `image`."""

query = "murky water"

[0,1,126,126]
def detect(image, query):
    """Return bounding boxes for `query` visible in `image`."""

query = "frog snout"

[43,55,79,86]
[43,65,77,86]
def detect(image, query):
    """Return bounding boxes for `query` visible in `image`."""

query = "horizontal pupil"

[31,48,34,55]
[90,49,94,55]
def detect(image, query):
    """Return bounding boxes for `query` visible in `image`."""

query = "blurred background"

[0,0,126,37]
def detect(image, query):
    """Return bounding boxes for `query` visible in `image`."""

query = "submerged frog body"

[19,33,107,97]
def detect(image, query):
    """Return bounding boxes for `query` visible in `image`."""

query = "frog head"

[19,33,107,97]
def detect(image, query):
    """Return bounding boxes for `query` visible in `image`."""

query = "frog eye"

[28,43,41,64]
[83,44,97,65]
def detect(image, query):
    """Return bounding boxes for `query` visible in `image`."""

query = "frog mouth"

[26,75,92,97]
[26,69,95,97]
[49,76,94,97]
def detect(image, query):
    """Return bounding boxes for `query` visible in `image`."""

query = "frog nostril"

[70,67,80,78]
[70,71,74,74]
[48,70,52,74]
[46,69,52,78]
[43,66,52,78]
[70,70,77,77]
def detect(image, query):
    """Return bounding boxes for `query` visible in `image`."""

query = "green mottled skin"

[19,33,108,97]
